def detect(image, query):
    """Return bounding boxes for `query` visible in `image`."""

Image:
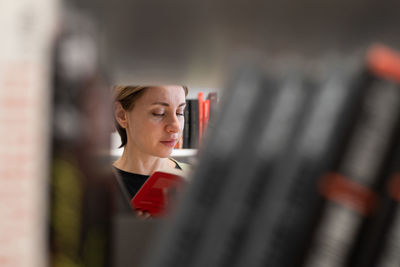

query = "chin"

[155,148,173,158]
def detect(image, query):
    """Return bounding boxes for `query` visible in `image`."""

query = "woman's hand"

[136,210,152,219]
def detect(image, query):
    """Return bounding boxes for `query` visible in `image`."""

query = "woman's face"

[125,86,186,158]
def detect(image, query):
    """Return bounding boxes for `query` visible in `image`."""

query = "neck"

[113,144,172,175]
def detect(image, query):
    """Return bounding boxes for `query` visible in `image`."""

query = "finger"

[143,212,152,219]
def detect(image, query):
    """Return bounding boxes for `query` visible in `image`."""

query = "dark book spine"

[189,99,199,148]
[304,78,400,267]
[348,129,400,267]
[190,73,313,267]
[207,92,218,122]
[182,100,191,148]
[144,66,273,267]
[233,66,370,267]
[375,169,400,267]
[347,46,400,267]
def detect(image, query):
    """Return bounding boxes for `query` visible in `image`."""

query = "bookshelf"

[110,131,198,163]
[110,147,198,158]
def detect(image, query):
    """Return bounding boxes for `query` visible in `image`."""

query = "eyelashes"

[152,112,184,117]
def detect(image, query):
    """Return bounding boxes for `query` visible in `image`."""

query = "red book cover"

[203,99,210,135]
[131,168,187,217]
[178,136,183,149]
[198,92,204,144]
[174,136,183,149]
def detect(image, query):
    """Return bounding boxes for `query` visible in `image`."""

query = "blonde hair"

[113,85,188,148]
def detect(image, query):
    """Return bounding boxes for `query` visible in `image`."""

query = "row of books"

[175,92,219,149]
[143,44,400,267]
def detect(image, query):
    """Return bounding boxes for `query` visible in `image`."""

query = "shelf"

[111,148,198,158]
[111,133,198,159]
[171,149,198,157]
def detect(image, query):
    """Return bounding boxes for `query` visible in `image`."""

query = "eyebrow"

[151,102,186,107]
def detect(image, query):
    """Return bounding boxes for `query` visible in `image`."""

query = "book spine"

[207,92,218,122]
[189,99,199,148]
[174,137,183,149]
[190,73,312,267]
[304,44,400,267]
[203,99,210,136]
[348,133,400,267]
[348,45,400,267]
[198,92,204,145]
[304,78,400,267]
[177,137,183,149]
[233,66,370,267]
[182,100,191,148]
[375,171,400,267]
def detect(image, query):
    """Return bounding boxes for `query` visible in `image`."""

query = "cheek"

[130,117,157,137]
[144,123,159,135]
[132,123,160,148]
[141,119,165,138]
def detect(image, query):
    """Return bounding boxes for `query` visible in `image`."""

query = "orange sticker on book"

[367,44,400,84]
[319,173,378,216]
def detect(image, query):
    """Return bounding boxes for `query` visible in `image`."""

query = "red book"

[203,99,210,135]
[131,168,187,217]
[174,136,183,149]
[198,92,204,144]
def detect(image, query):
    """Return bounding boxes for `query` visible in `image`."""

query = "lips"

[160,139,177,147]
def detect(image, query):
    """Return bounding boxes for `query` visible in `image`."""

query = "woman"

[112,85,190,216]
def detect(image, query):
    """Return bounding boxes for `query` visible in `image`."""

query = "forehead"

[139,86,186,103]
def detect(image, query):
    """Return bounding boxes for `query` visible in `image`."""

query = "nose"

[166,113,180,134]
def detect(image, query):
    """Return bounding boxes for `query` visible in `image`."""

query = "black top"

[114,168,150,199]
[114,162,181,199]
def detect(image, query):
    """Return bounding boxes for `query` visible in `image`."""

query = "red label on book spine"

[319,173,378,216]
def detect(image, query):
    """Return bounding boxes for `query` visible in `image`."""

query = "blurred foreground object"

[48,7,114,267]
[0,1,57,266]
[143,44,400,267]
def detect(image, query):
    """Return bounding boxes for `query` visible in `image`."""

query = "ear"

[114,102,128,128]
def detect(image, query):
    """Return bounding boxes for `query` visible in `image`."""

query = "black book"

[373,150,400,267]
[143,65,276,267]
[189,99,199,149]
[189,72,314,267]
[183,100,191,148]
[349,122,400,267]
[343,46,400,267]
[206,92,218,122]
[233,64,371,267]
[304,76,400,267]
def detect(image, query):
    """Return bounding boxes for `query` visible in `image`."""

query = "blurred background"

[1,0,400,266]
